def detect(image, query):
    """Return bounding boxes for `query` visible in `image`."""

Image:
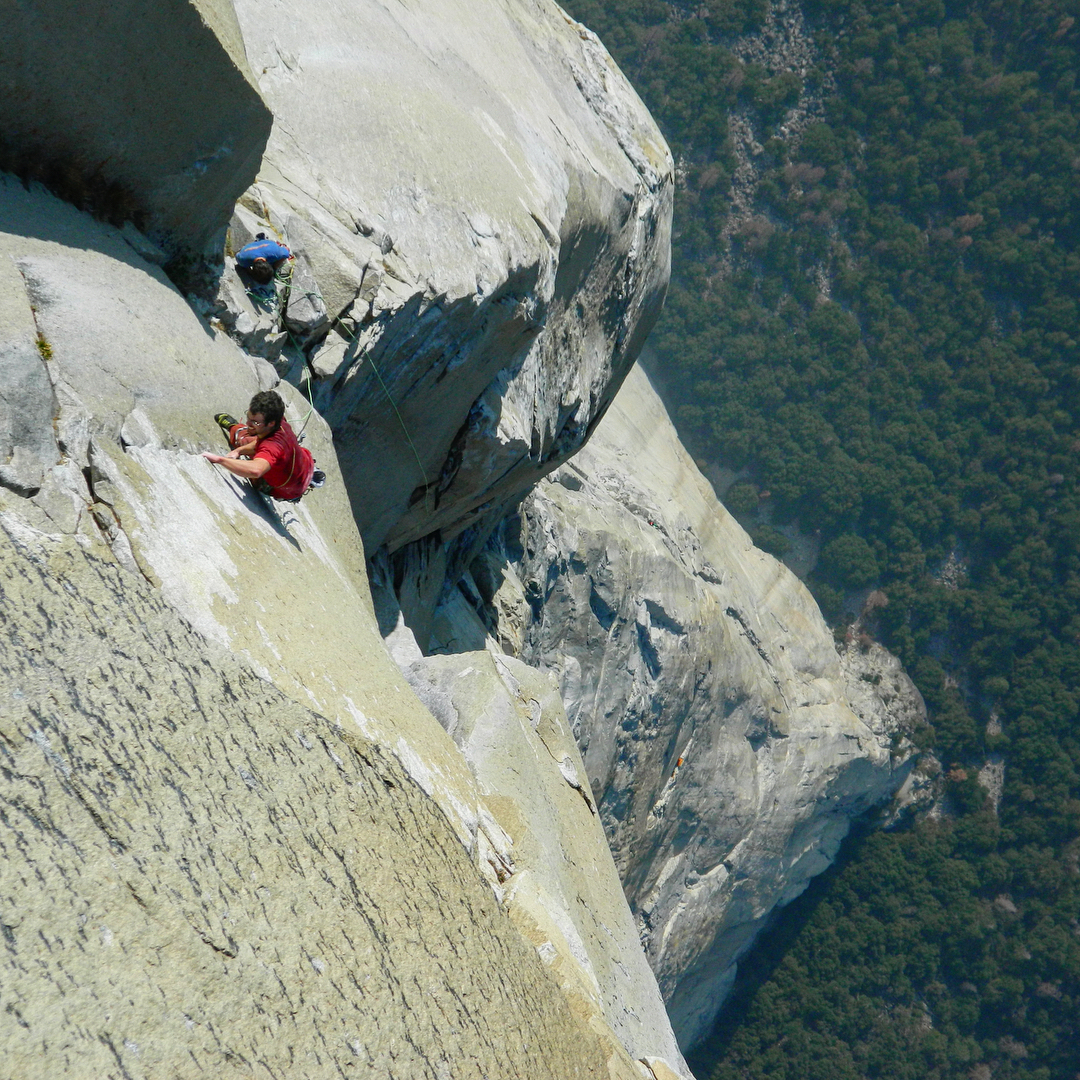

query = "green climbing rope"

[266,239,431,505]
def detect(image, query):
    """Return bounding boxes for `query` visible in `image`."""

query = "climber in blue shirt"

[235,234,292,285]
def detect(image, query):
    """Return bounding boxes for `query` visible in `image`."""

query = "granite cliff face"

[0,519,617,1080]
[457,365,923,1047]
[214,0,672,560]
[0,173,683,1080]
[0,0,687,1074]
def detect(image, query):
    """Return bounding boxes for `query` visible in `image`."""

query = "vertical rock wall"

[0,0,693,1071]
[466,365,924,1047]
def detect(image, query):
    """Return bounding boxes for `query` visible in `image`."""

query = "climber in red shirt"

[203,390,322,501]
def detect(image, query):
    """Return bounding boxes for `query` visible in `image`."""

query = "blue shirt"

[236,239,292,268]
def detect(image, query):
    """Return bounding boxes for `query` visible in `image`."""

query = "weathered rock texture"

[460,364,923,1048]
[215,0,673,557]
[0,525,614,1080]
[1,0,272,252]
[0,169,687,1076]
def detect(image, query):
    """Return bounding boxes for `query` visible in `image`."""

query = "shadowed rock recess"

[1,0,271,254]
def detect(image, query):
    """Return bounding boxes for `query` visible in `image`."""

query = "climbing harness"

[211,409,316,502]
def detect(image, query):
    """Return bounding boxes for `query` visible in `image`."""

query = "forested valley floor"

[559,2,1080,1077]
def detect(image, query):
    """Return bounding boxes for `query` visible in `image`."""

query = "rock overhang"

[215,0,674,558]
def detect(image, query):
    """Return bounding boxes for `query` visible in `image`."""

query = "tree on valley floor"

[562,1,1080,1076]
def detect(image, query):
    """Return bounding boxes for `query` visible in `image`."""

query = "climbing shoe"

[214,413,239,434]
[309,470,326,489]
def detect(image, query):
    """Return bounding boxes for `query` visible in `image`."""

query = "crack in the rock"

[724,606,771,666]
[193,927,238,960]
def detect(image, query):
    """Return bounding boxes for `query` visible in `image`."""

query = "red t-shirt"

[254,420,315,500]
